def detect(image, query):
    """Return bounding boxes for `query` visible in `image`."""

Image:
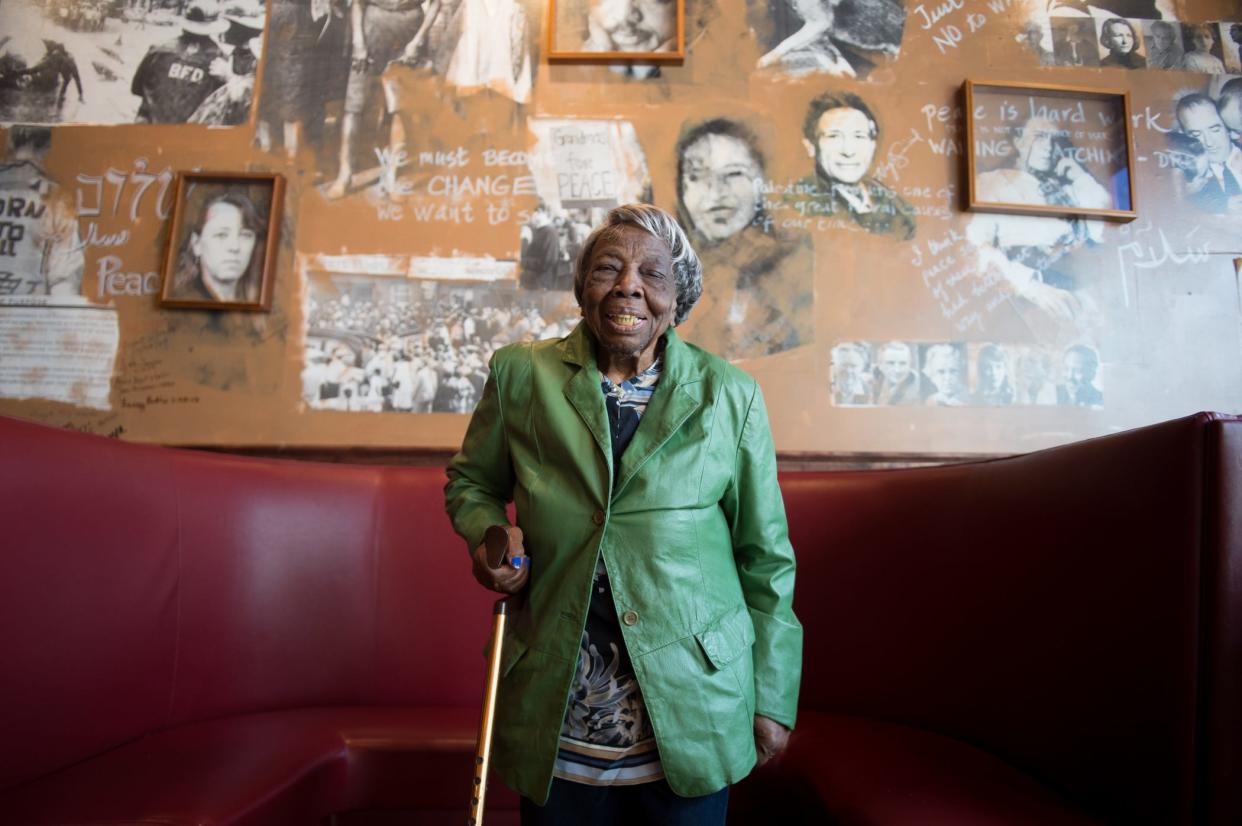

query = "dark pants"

[520,778,728,826]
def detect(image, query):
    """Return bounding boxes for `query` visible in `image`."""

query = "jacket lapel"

[558,324,613,480]
[615,328,703,498]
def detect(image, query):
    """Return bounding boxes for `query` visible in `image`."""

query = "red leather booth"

[1,412,1239,825]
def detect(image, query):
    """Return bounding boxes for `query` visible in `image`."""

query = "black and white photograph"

[788,90,916,240]
[1223,22,1242,71]
[1142,19,1183,69]
[1056,343,1103,408]
[919,342,967,407]
[1015,346,1057,406]
[751,0,904,80]
[869,340,919,405]
[0,126,85,300]
[1043,14,1242,75]
[518,202,595,292]
[160,172,284,311]
[672,116,814,361]
[970,343,1016,406]
[1050,17,1100,67]
[829,341,872,406]
[527,118,653,216]
[0,0,265,125]
[255,0,348,164]
[438,0,533,101]
[1179,22,1226,73]
[302,271,580,413]
[966,82,1134,219]
[1096,17,1145,68]
[257,0,533,195]
[1165,83,1242,215]
[828,340,1100,408]
[549,0,682,60]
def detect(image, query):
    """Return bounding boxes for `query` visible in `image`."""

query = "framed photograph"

[548,0,685,62]
[964,80,1136,222]
[159,172,285,311]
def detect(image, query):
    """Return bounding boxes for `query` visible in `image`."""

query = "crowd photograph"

[302,274,579,413]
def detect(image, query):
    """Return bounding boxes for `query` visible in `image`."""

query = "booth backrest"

[0,416,495,791]
[2,413,1239,825]
[781,412,1242,826]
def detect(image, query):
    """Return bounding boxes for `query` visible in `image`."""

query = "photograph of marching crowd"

[302,269,580,413]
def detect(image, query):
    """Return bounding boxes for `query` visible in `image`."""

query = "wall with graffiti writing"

[1,0,1239,455]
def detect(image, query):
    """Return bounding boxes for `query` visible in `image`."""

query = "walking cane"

[469,525,518,826]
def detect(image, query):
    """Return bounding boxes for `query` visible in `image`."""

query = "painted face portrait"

[811,107,876,185]
[680,133,762,243]
[192,200,258,286]
[1192,28,1214,53]
[589,0,675,51]
[1179,103,1231,164]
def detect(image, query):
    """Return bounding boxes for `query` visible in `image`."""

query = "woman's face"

[680,133,761,243]
[579,224,676,367]
[1193,29,1213,52]
[1107,22,1134,54]
[191,200,256,285]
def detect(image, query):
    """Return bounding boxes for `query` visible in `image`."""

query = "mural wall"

[1,0,1239,455]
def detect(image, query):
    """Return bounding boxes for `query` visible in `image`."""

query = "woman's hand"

[470,525,529,594]
[754,715,790,766]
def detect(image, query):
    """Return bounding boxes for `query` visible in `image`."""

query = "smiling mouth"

[607,312,645,330]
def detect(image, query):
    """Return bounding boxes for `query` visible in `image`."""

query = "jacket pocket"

[694,604,756,670]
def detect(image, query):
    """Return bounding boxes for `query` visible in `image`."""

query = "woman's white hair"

[573,203,703,326]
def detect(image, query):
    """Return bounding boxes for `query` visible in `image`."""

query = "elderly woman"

[170,188,264,304]
[445,203,801,824]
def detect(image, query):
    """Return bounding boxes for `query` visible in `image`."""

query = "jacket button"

[592,510,605,526]
[621,610,639,626]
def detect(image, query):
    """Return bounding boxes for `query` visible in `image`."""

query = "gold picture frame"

[547,0,685,62]
[159,171,284,312]
[964,80,1136,222]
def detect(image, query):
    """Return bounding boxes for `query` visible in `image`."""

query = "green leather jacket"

[445,323,802,803]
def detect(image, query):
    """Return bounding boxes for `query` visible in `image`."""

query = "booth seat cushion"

[732,713,1105,826]
[0,707,516,826]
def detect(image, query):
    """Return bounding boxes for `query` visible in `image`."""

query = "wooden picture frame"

[964,80,1136,222]
[159,171,284,312]
[548,0,685,62]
